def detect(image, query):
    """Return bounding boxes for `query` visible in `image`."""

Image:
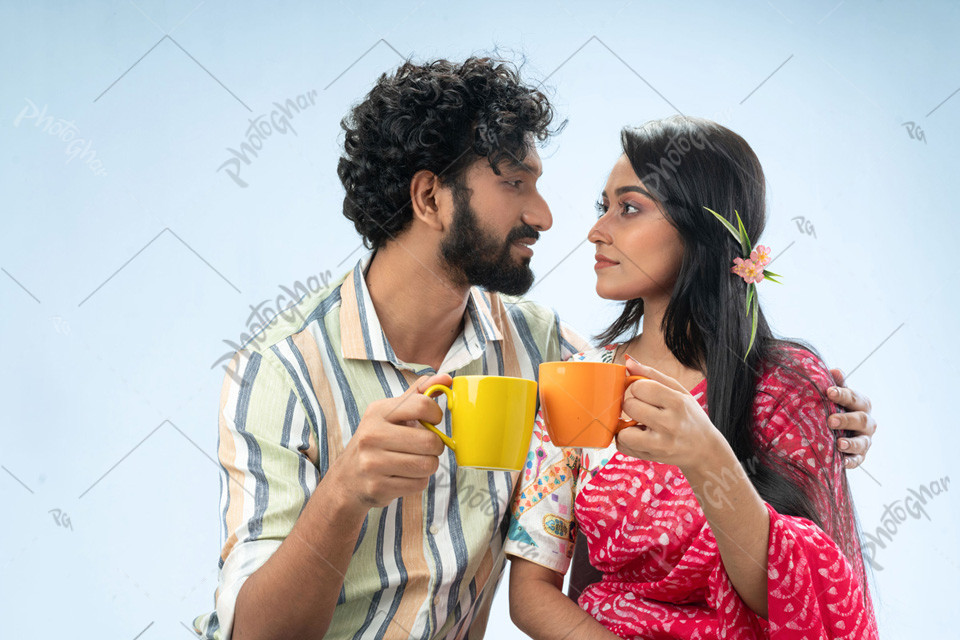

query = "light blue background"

[1,1,957,637]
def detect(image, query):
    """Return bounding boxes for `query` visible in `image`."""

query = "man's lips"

[513,237,537,256]
[595,254,619,269]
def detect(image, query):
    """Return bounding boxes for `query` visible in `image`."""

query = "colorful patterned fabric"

[505,344,878,638]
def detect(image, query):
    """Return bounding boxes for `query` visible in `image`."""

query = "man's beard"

[440,183,539,296]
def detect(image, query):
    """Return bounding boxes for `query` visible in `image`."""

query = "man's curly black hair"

[337,56,561,250]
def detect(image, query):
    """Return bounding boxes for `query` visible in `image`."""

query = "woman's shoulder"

[755,343,837,410]
[752,345,843,479]
[762,344,834,383]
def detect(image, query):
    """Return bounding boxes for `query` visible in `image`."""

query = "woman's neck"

[618,296,705,392]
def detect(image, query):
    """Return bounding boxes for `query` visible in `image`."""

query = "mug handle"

[419,384,457,451]
[615,375,647,433]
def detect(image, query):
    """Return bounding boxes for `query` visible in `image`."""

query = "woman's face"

[588,154,684,302]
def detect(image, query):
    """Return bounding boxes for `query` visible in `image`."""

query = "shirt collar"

[339,252,504,372]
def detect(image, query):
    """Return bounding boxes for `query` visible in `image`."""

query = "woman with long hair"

[506,116,878,638]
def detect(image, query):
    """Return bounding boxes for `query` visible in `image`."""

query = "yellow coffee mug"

[418,375,538,471]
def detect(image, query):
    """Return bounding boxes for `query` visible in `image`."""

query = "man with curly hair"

[193,57,876,640]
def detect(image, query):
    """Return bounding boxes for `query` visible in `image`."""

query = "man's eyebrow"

[504,158,543,177]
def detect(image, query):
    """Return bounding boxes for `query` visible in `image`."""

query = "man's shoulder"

[241,269,350,356]
[494,293,560,333]
[492,293,590,355]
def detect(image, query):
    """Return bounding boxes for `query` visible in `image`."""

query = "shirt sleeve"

[556,316,591,362]
[504,408,581,574]
[194,347,320,640]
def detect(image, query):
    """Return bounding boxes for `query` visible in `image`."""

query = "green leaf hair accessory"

[703,207,782,359]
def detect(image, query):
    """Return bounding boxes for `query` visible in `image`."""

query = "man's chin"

[464,264,533,296]
[492,269,535,296]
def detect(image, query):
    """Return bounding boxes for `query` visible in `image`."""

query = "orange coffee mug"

[538,361,645,447]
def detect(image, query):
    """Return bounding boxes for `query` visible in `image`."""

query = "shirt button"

[429,524,439,535]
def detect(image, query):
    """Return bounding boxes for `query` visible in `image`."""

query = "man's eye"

[505,180,523,188]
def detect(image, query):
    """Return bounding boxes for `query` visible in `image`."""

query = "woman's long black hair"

[596,116,862,569]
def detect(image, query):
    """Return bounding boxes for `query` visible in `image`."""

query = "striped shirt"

[193,254,587,640]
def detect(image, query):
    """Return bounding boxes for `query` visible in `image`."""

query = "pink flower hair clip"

[704,207,783,359]
[732,245,773,284]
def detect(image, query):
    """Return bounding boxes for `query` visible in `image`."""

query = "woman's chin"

[595,282,636,302]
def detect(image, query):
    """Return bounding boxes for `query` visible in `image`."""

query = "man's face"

[440,144,552,296]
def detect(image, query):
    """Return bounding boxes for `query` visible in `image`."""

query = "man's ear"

[410,170,447,232]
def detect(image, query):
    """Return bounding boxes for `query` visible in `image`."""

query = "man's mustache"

[506,223,540,245]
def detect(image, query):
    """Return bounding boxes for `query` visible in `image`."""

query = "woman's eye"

[595,200,638,217]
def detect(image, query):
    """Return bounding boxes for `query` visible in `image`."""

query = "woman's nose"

[588,216,611,245]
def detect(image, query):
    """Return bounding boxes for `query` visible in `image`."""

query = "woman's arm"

[617,355,876,633]
[505,403,616,637]
[681,441,770,618]
[617,357,771,617]
[508,557,621,640]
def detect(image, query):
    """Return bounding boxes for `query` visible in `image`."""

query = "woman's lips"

[595,255,618,270]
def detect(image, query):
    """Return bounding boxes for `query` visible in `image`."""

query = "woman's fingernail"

[839,439,849,450]
[829,416,841,428]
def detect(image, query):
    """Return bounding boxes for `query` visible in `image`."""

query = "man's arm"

[215,348,450,640]
[232,376,451,640]
[826,369,877,469]
[232,462,366,640]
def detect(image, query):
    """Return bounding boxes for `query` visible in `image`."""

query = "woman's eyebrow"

[601,185,655,200]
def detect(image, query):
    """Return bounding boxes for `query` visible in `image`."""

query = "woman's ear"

[409,169,446,232]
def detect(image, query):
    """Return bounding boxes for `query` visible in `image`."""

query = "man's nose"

[524,192,553,232]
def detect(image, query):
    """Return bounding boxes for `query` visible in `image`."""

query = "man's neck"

[365,241,470,372]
